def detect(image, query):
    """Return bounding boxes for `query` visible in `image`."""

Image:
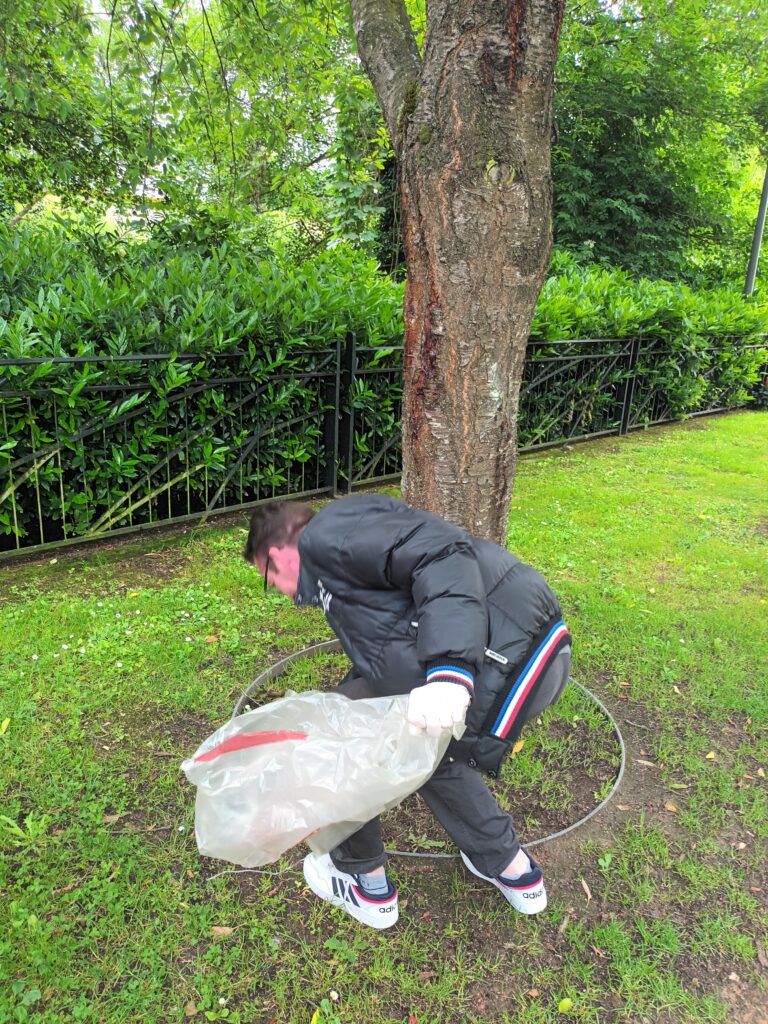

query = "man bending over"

[244,494,570,930]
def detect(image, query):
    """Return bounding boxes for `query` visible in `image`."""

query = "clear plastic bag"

[181,690,457,867]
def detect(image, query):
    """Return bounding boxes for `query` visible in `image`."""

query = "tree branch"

[7,197,43,228]
[200,0,239,193]
[349,0,422,145]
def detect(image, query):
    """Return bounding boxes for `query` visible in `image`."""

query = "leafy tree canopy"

[553,0,768,281]
[1,0,767,286]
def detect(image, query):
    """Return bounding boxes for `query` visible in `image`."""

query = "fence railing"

[0,335,765,557]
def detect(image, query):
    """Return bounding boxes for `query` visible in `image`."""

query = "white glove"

[407,682,471,738]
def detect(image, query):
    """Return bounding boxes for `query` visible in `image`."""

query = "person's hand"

[407,682,471,737]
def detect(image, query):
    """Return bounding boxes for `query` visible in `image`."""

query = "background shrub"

[1,217,766,552]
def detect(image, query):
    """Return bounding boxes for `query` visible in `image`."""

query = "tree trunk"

[351,0,565,543]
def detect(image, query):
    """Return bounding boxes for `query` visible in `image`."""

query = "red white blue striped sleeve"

[425,659,475,695]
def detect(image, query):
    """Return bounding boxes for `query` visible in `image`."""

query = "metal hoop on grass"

[231,639,626,855]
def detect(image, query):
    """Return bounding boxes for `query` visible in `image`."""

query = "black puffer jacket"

[296,494,564,771]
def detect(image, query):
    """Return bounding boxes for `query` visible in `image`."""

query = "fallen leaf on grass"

[705,751,716,760]
[418,971,436,982]
[757,942,768,970]
[581,878,592,904]
[635,759,656,768]
[591,945,608,959]
[185,1000,198,1017]
[617,804,631,811]
[205,635,220,643]
[52,882,80,895]
[512,739,525,755]
[526,988,541,998]
[153,751,175,758]
[668,783,689,790]
[102,813,125,824]
[757,768,766,779]
[728,972,740,982]
[665,802,679,813]
[210,926,233,937]
[558,916,570,934]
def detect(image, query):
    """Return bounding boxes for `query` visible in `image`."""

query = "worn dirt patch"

[236,658,623,853]
[380,712,621,854]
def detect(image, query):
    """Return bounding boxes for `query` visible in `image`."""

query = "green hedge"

[0,214,404,360]
[532,250,768,342]
[1,217,766,552]
[2,219,767,367]
[529,251,768,419]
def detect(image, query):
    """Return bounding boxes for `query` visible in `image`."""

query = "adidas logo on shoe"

[460,849,547,915]
[303,853,399,929]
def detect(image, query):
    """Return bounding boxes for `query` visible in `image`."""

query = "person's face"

[259,544,301,599]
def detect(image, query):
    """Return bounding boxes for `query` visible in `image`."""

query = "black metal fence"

[0,335,764,557]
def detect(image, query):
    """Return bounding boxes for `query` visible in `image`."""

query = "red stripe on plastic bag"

[194,731,308,763]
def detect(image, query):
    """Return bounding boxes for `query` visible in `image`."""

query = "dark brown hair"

[243,500,315,564]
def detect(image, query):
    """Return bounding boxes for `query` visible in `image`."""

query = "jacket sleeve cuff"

[425,659,475,696]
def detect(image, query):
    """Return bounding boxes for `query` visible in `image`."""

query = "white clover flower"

[185,637,192,642]
[61,644,69,650]
[116,661,123,668]
[31,654,38,661]
[79,648,86,654]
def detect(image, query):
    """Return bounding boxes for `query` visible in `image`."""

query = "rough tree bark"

[350,0,566,543]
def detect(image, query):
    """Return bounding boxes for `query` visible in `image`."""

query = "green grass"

[1,410,767,1023]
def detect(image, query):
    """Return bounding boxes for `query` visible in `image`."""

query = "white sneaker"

[302,853,399,929]
[460,849,547,915]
